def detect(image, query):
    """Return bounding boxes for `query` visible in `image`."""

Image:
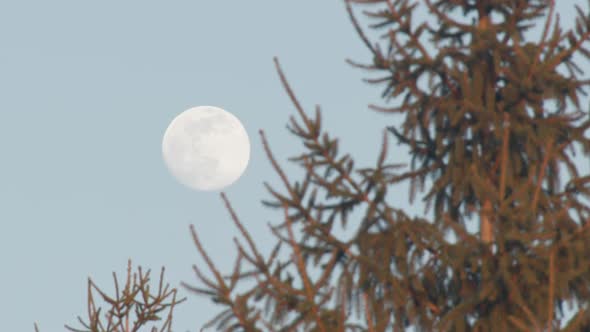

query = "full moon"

[162,106,250,191]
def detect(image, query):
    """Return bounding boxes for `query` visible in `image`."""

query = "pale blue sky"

[0,1,587,331]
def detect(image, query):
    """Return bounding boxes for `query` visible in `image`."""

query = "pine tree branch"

[260,129,355,259]
[531,0,555,74]
[221,193,310,307]
[63,261,184,332]
[221,193,267,270]
[424,0,475,32]
[184,225,261,330]
[282,202,327,332]
[188,225,228,296]
[345,0,377,55]
[547,29,590,71]
[269,58,366,198]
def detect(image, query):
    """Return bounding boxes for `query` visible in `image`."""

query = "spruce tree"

[57,0,590,331]
[185,0,590,330]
